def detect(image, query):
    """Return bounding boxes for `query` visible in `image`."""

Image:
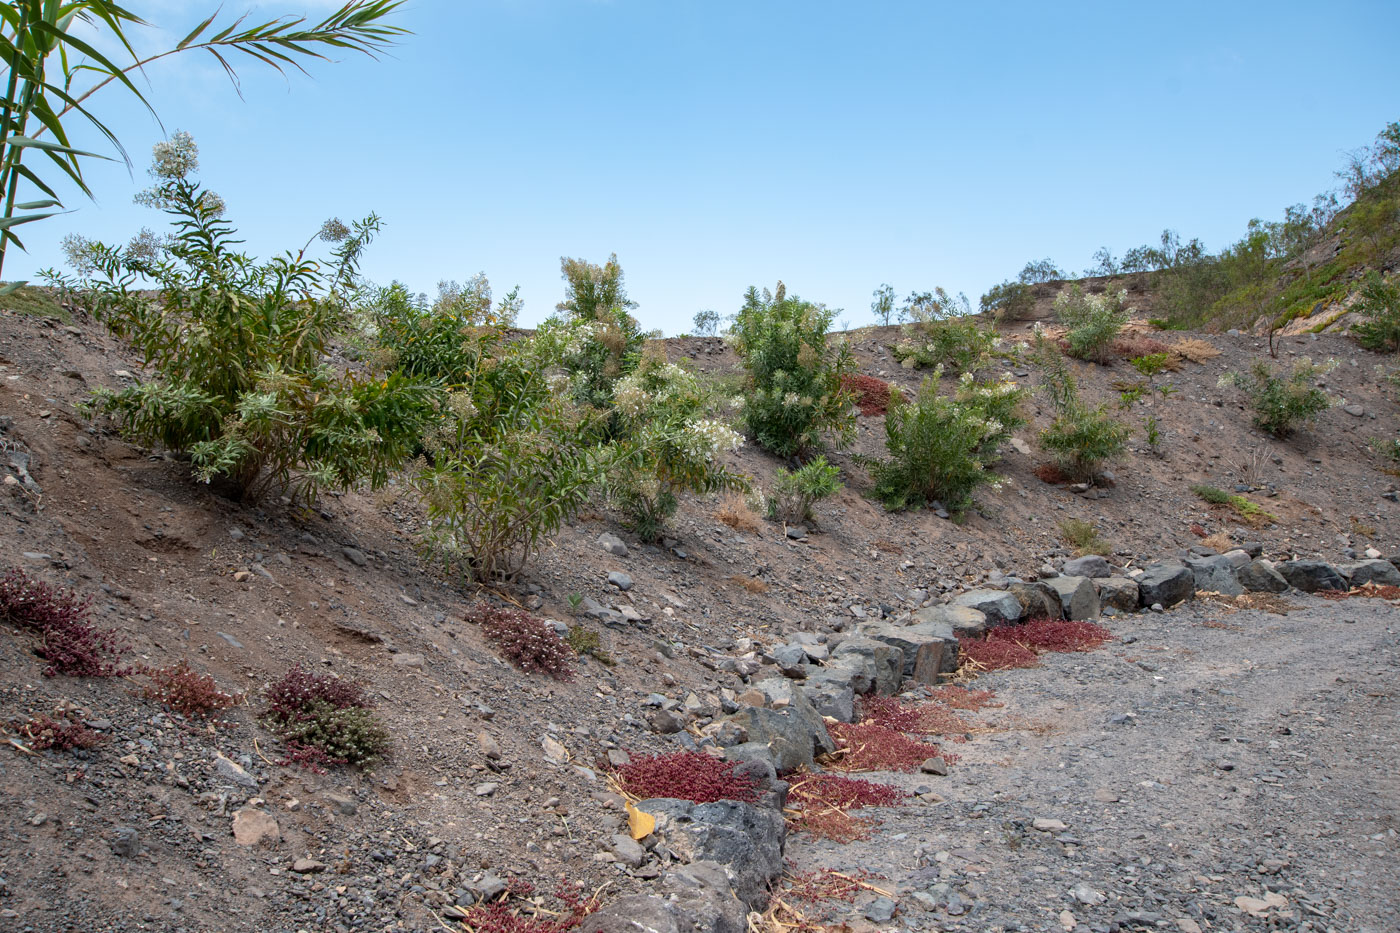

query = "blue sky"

[13,0,1400,333]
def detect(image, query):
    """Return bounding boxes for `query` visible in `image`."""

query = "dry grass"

[716,493,763,533]
[1172,337,1222,363]
[1200,592,1298,615]
[1201,531,1232,552]
[727,574,769,594]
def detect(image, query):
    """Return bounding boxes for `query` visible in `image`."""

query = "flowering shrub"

[862,372,1027,513]
[767,455,842,524]
[262,664,387,768]
[139,660,241,718]
[1055,285,1130,363]
[555,253,648,412]
[892,317,999,374]
[0,567,128,677]
[730,281,855,458]
[616,751,760,804]
[56,136,436,505]
[1218,358,1334,437]
[827,722,949,772]
[18,712,103,751]
[470,604,575,680]
[415,327,605,581]
[606,350,745,540]
[786,773,906,842]
[841,373,892,416]
[361,278,518,385]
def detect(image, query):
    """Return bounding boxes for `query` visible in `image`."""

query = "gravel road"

[788,594,1400,933]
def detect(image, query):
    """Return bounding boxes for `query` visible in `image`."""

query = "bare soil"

[0,303,1396,932]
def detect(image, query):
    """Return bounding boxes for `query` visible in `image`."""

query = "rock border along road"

[786,595,1400,933]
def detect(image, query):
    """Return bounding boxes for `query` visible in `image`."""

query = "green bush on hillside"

[730,281,855,458]
[1218,358,1334,438]
[1033,334,1129,480]
[50,136,436,505]
[1054,285,1129,363]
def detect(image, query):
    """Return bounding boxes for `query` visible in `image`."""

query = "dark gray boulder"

[1136,562,1195,608]
[1340,559,1400,587]
[1046,575,1099,620]
[1062,555,1112,578]
[949,590,1022,626]
[829,637,904,695]
[1236,560,1288,593]
[637,800,786,911]
[721,685,834,773]
[1185,554,1245,596]
[1007,581,1063,622]
[1095,576,1140,612]
[860,617,958,682]
[1276,560,1347,593]
[580,860,747,933]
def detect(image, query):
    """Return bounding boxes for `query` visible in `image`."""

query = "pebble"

[607,571,633,591]
[474,782,499,797]
[1033,818,1068,832]
[111,826,140,858]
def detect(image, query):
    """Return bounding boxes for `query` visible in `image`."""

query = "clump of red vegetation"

[0,567,128,677]
[264,663,368,717]
[278,741,342,774]
[1317,583,1400,601]
[1034,463,1070,485]
[616,751,759,804]
[857,695,971,736]
[451,880,601,933]
[827,722,951,773]
[997,618,1112,652]
[958,636,1038,671]
[786,773,906,841]
[770,869,890,930]
[1112,334,1175,360]
[17,711,104,751]
[469,604,575,680]
[927,685,1000,711]
[841,373,893,416]
[139,661,241,718]
[1189,523,1208,538]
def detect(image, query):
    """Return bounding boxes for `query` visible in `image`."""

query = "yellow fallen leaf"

[626,803,655,841]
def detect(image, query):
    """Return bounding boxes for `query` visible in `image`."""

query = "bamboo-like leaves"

[0,1,407,279]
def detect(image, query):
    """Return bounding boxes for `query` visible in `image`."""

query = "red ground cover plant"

[958,636,1038,671]
[616,751,759,804]
[857,695,971,736]
[450,880,601,933]
[994,618,1112,652]
[786,772,907,841]
[264,663,368,716]
[0,567,129,677]
[1034,463,1070,485]
[927,685,1000,711]
[826,722,952,772]
[1189,523,1208,538]
[140,661,242,718]
[469,604,575,680]
[17,711,103,751]
[769,869,891,930]
[262,664,388,769]
[840,373,893,416]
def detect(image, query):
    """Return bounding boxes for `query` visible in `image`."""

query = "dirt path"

[787,595,1400,933]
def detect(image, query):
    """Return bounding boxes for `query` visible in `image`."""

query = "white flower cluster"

[151,130,198,180]
[683,418,744,460]
[447,391,478,422]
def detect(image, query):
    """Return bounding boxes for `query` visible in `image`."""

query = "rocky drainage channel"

[579,548,1400,932]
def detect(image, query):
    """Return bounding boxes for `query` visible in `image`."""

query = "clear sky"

[12,0,1400,333]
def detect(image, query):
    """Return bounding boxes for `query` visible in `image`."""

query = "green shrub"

[1129,353,1174,378]
[416,326,604,581]
[362,278,518,385]
[1059,519,1110,557]
[54,138,435,505]
[863,372,1028,513]
[1218,358,1334,437]
[605,349,746,541]
[1034,334,1129,480]
[262,665,388,769]
[1054,285,1129,363]
[768,456,842,524]
[892,317,999,374]
[730,282,855,458]
[1143,415,1162,452]
[1189,484,1278,526]
[978,280,1035,321]
[1351,273,1400,353]
[556,253,647,412]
